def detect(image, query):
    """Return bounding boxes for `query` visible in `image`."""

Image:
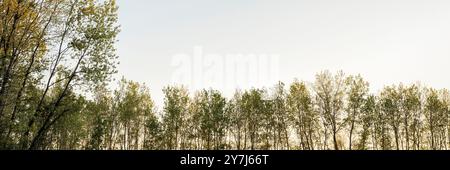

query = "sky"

[115,0,450,107]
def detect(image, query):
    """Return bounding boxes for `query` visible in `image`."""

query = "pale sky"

[116,0,450,107]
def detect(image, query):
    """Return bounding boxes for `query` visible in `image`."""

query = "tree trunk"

[349,120,355,150]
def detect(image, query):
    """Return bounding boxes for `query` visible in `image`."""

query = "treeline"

[94,72,450,150]
[5,71,450,150]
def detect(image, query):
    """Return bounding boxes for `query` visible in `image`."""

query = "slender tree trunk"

[404,112,410,150]
[349,120,355,150]
[4,3,57,146]
[333,131,339,150]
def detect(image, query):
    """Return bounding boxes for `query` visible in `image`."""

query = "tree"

[114,79,156,150]
[345,74,369,150]
[241,89,265,150]
[398,84,421,150]
[0,0,119,150]
[425,89,446,150]
[48,89,88,150]
[228,90,245,150]
[358,95,375,150]
[380,86,401,150]
[85,86,112,150]
[442,90,450,150]
[288,80,317,150]
[197,90,228,150]
[143,113,162,150]
[314,70,346,150]
[0,0,57,148]
[271,82,290,150]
